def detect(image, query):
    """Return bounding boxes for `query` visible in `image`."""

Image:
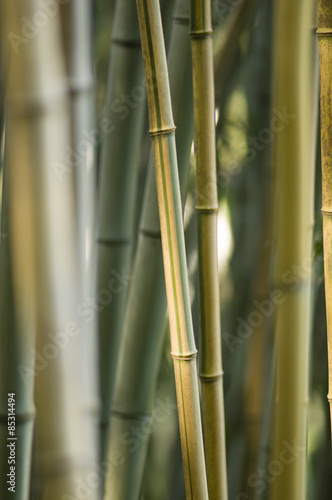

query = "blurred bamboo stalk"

[0,135,35,500]
[96,0,145,464]
[60,0,100,465]
[271,0,317,499]
[317,0,332,437]
[190,1,228,499]
[104,0,195,497]
[134,0,208,497]
[3,1,98,497]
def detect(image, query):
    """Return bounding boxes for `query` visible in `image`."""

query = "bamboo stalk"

[271,0,317,498]
[243,1,273,484]
[96,0,145,463]
[60,0,100,467]
[134,1,208,497]
[317,0,332,436]
[3,1,98,497]
[190,1,227,499]
[104,0,195,497]
[0,133,35,500]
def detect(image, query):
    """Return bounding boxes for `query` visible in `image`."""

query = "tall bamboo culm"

[3,1,98,497]
[97,0,145,463]
[317,0,332,437]
[60,0,100,465]
[0,148,35,500]
[271,0,317,499]
[135,0,208,497]
[190,1,228,499]
[104,0,195,497]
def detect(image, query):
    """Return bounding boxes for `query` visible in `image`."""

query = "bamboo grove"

[0,0,331,499]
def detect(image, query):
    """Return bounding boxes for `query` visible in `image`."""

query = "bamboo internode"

[271,1,317,498]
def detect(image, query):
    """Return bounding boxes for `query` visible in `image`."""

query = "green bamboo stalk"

[134,1,208,497]
[0,133,35,500]
[104,1,195,498]
[190,1,227,499]
[3,1,98,497]
[271,0,317,498]
[317,0,332,437]
[96,0,145,463]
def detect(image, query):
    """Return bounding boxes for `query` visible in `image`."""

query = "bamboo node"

[97,237,131,246]
[149,126,176,137]
[0,412,35,424]
[111,409,151,421]
[316,28,332,37]
[321,209,332,216]
[139,227,162,239]
[172,16,190,25]
[195,207,219,214]
[190,30,213,39]
[171,351,198,361]
[68,77,95,95]
[199,371,224,382]
[111,38,141,48]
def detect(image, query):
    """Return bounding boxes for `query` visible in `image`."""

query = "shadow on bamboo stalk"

[104,1,195,498]
[271,1,318,499]
[317,0,332,439]
[3,1,98,497]
[190,1,228,498]
[96,0,145,465]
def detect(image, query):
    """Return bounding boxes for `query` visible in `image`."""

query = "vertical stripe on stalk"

[179,360,193,498]
[156,134,182,353]
[142,0,162,129]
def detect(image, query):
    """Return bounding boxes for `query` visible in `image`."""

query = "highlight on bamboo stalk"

[317,0,332,439]
[190,0,228,498]
[270,0,318,499]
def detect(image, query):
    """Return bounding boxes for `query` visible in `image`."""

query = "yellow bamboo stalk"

[190,1,228,499]
[271,0,317,498]
[135,0,208,497]
[317,0,332,436]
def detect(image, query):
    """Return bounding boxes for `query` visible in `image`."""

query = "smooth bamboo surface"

[271,1,317,499]
[317,0,332,437]
[190,1,228,499]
